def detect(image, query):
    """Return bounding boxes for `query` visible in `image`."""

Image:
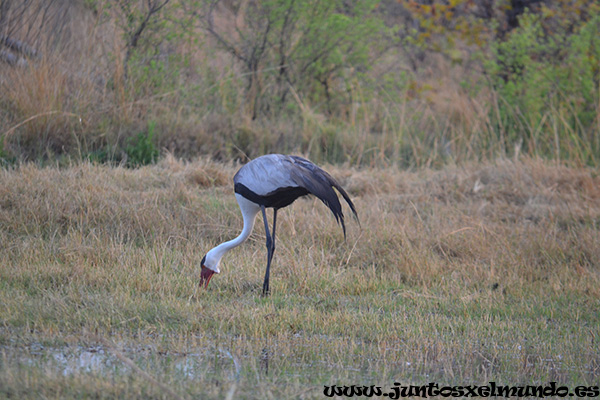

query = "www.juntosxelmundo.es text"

[323,382,600,398]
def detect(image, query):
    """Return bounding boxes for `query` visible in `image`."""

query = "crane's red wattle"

[200,266,215,288]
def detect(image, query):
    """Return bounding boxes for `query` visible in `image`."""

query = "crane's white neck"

[204,194,260,273]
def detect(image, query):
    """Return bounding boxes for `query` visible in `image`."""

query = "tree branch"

[204,0,247,64]
[0,35,39,58]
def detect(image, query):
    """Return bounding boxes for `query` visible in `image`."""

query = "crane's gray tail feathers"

[289,156,359,239]
[328,181,360,240]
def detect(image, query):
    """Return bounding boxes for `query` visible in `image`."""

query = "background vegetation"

[1,0,599,167]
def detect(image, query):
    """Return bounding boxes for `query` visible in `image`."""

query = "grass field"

[1,156,599,399]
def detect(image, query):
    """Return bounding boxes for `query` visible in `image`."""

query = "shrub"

[485,10,600,164]
[126,121,160,167]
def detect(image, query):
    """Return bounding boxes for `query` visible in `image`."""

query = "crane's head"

[199,253,220,288]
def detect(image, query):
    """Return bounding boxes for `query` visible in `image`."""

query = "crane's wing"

[287,156,358,237]
[233,154,358,237]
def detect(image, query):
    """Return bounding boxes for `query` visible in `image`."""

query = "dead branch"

[0,34,39,58]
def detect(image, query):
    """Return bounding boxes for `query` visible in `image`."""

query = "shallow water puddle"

[1,337,589,388]
[1,340,364,381]
[3,346,229,382]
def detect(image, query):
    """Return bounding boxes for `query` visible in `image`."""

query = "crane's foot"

[262,281,270,297]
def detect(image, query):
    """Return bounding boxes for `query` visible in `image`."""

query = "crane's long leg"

[266,209,277,295]
[271,208,277,249]
[261,206,277,295]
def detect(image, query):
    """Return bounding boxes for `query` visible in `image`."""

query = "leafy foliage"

[202,0,386,118]
[485,9,600,162]
[126,121,160,167]
[404,0,492,51]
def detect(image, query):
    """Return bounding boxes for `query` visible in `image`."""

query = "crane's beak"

[200,265,216,288]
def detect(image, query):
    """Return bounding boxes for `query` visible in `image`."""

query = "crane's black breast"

[235,182,309,209]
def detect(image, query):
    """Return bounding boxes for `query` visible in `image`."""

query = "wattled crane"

[199,154,358,295]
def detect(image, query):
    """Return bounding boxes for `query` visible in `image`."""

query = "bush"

[485,10,600,164]
[126,121,160,167]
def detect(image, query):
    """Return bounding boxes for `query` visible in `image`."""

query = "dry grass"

[0,156,599,398]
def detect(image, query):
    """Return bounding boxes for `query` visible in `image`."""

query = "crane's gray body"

[233,154,357,236]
